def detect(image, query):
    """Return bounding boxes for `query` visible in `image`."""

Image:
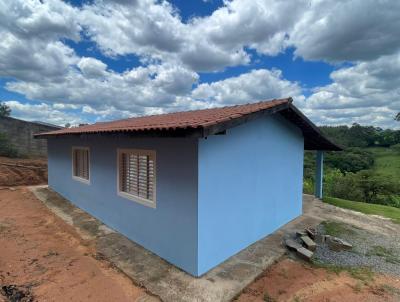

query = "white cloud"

[290,0,400,62]
[5,100,138,126]
[0,0,79,82]
[192,0,305,56]
[79,0,185,56]
[79,0,307,71]
[4,100,85,126]
[77,57,107,78]
[0,0,81,41]
[6,62,199,113]
[189,69,303,106]
[0,0,400,129]
[0,33,78,82]
[301,53,400,128]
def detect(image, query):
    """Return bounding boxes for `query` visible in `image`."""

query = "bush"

[323,168,399,207]
[0,132,19,157]
[356,170,398,204]
[303,178,314,194]
[324,169,364,202]
[391,143,400,154]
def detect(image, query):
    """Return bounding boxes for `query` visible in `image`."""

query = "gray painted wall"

[0,116,61,157]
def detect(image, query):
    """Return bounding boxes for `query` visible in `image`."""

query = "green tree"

[320,124,400,148]
[396,112,400,121]
[356,171,397,204]
[325,148,374,173]
[0,102,11,117]
[324,169,363,202]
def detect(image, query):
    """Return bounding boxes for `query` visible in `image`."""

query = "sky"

[0,0,399,128]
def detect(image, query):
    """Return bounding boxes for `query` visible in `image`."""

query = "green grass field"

[324,196,400,224]
[368,147,400,180]
[368,147,400,205]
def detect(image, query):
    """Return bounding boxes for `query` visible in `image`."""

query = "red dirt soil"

[0,157,47,187]
[0,187,154,302]
[235,258,400,302]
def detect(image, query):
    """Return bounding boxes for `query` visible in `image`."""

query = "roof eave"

[34,99,342,151]
[280,104,343,151]
[201,100,292,137]
[34,127,204,139]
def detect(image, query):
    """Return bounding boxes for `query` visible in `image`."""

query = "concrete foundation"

[31,186,322,302]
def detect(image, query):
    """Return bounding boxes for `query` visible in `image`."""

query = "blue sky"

[0,0,399,128]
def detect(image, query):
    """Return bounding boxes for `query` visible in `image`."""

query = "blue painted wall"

[197,115,304,275]
[48,136,199,275]
[47,114,305,277]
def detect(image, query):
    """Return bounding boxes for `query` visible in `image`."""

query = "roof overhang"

[35,100,342,151]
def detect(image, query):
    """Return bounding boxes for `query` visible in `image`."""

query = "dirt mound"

[0,157,47,186]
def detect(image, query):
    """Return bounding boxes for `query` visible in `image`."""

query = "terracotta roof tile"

[36,98,291,136]
[34,97,343,151]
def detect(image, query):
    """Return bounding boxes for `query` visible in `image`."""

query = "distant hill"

[319,123,400,148]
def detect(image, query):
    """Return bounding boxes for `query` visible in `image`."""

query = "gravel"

[312,222,400,277]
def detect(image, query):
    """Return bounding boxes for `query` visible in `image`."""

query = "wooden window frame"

[117,148,157,208]
[71,146,90,184]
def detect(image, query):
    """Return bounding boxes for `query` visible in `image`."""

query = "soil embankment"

[0,157,47,186]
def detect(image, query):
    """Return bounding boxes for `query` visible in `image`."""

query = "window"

[72,147,90,183]
[118,149,156,208]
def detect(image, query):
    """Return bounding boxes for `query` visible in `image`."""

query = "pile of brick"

[285,227,352,261]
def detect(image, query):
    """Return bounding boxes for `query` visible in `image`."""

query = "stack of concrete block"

[285,226,353,261]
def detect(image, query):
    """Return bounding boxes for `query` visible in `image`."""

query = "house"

[35,98,341,276]
[0,116,62,157]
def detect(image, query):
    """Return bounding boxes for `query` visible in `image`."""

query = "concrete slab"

[285,239,302,251]
[296,247,313,261]
[30,187,323,302]
[300,235,316,251]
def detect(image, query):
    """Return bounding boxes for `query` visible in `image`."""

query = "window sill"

[72,176,90,185]
[118,191,156,209]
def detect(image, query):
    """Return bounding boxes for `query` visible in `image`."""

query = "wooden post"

[315,150,324,199]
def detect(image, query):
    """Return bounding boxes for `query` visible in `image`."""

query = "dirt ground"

[1,172,400,302]
[0,157,47,187]
[236,257,400,302]
[0,187,154,302]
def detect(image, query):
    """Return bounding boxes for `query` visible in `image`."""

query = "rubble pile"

[285,227,353,261]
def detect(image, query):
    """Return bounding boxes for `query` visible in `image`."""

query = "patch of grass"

[379,284,400,296]
[350,281,363,293]
[324,196,400,224]
[312,260,374,283]
[263,292,276,302]
[311,261,344,274]
[367,245,392,257]
[347,267,374,283]
[366,245,400,264]
[321,220,356,237]
[368,147,400,180]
